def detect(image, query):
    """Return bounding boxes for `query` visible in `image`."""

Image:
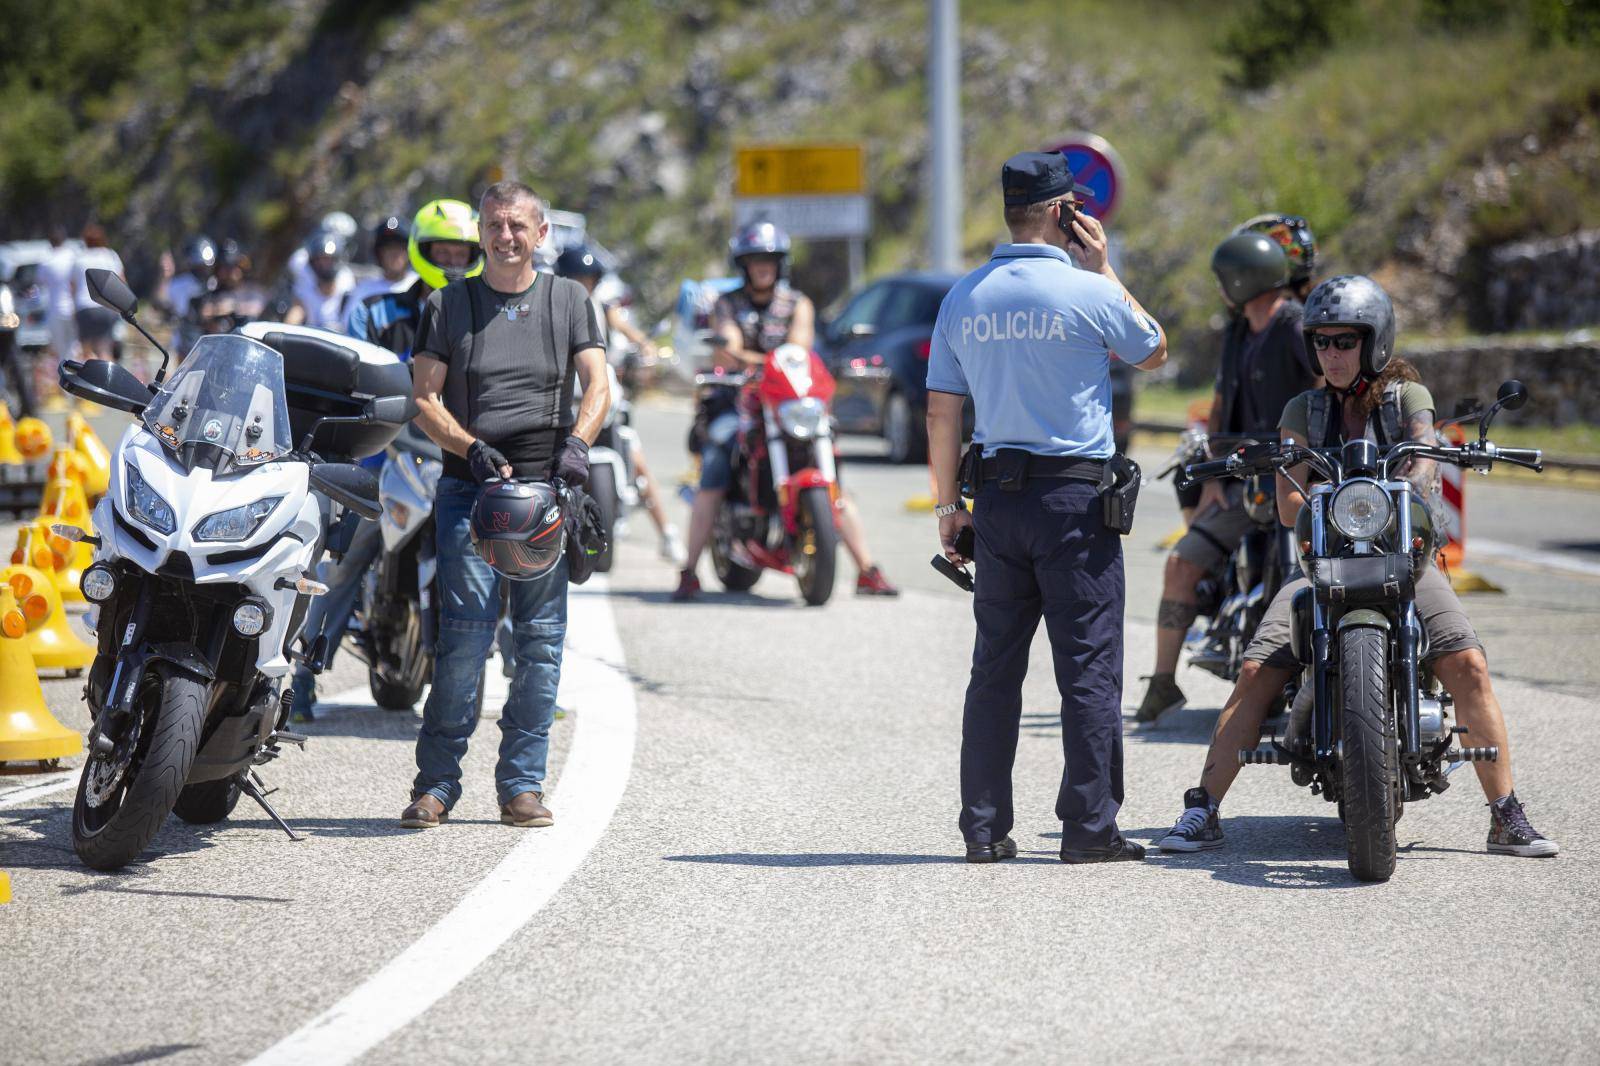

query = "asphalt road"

[2,397,1596,1065]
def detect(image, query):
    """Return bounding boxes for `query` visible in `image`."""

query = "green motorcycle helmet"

[1211,232,1290,311]
[408,198,484,291]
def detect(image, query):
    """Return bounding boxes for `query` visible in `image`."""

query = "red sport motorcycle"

[706,343,841,606]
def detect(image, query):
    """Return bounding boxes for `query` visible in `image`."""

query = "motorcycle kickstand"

[241,770,304,842]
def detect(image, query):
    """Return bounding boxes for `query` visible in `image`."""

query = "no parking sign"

[1041,132,1127,227]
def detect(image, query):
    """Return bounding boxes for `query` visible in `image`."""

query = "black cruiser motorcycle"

[1182,380,1541,883]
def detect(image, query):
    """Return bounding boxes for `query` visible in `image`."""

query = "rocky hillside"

[4,0,1598,366]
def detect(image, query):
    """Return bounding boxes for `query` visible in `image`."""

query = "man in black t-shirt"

[401,180,609,831]
[1133,231,1320,725]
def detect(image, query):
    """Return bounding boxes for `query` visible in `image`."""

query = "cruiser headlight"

[776,397,828,440]
[193,496,283,543]
[1329,479,1394,541]
[124,463,176,535]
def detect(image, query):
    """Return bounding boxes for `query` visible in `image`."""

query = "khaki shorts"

[1245,561,1483,671]
[1172,483,1256,571]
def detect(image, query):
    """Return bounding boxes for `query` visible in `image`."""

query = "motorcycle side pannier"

[256,328,412,460]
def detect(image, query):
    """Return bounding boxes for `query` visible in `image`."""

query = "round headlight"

[81,565,117,604]
[1330,479,1394,541]
[232,601,270,637]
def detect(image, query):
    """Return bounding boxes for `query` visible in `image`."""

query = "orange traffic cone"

[0,407,22,464]
[0,586,82,767]
[2,565,95,672]
[13,416,51,462]
[67,413,111,499]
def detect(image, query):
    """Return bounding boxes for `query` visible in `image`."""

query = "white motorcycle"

[584,362,639,574]
[59,269,410,870]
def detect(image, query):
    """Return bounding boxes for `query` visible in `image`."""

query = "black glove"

[550,434,591,488]
[468,440,510,482]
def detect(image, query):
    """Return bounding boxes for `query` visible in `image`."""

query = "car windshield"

[142,334,294,473]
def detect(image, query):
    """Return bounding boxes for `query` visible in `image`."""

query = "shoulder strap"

[1305,389,1332,447]
[1378,382,1404,445]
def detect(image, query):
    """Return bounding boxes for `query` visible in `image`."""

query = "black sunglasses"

[1310,333,1363,351]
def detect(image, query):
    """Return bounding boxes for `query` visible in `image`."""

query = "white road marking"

[1471,538,1600,579]
[244,576,638,1066]
[0,770,79,810]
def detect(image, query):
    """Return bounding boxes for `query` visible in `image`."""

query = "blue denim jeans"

[289,515,383,717]
[413,476,568,810]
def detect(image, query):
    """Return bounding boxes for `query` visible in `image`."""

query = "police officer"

[926,151,1168,864]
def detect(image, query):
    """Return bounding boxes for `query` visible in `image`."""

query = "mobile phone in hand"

[1058,202,1087,248]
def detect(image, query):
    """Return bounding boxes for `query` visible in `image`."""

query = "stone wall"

[1401,334,1600,426]
[1484,228,1600,334]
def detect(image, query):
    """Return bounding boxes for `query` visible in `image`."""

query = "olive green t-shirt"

[1278,381,1435,444]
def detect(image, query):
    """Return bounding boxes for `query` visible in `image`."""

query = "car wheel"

[883,391,927,465]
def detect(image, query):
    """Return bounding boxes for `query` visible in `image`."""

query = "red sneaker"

[855,566,900,597]
[671,568,702,602]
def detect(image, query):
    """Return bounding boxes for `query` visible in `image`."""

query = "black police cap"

[1001,151,1093,207]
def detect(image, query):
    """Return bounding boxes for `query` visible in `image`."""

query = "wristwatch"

[933,502,966,518]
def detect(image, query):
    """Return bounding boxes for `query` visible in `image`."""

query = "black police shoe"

[965,837,1018,863]
[1060,836,1146,864]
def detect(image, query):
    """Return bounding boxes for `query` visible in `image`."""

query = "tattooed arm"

[1394,409,1439,499]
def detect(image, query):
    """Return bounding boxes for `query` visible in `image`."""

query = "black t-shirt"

[1215,298,1317,437]
[413,273,602,480]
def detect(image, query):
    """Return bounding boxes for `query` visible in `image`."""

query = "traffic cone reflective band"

[2,565,95,671]
[13,417,52,461]
[47,448,91,492]
[67,413,111,499]
[1435,423,1503,594]
[0,407,22,464]
[0,586,82,764]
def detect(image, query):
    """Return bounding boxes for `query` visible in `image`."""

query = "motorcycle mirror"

[1496,379,1528,411]
[308,462,381,521]
[364,394,416,425]
[85,268,138,317]
[57,357,154,415]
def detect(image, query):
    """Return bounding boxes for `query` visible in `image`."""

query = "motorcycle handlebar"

[1181,456,1240,483]
[1494,446,1543,471]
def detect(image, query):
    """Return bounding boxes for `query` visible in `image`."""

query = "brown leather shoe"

[500,791,554,828]
[400,793,448,829]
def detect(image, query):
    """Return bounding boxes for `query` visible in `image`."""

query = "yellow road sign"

[735,144,865,198]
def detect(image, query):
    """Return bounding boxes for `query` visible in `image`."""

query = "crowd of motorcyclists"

[9,172,1559,874]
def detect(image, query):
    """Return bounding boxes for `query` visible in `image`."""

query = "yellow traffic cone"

[2,565,95,672]
[14,417,53,462]
[0,407,22,464]
[12,521,84,607]
[46,449,92,495]
[0,586,82,766]
[67,413,111,499]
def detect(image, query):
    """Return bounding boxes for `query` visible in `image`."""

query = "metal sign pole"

[928,0,961,273]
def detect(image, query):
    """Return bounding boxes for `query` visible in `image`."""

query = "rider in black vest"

[1135,232,1320,723]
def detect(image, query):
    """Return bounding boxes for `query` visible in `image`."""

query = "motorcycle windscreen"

[142,334,295,475]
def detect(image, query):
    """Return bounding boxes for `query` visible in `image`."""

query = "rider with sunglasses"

[1154,274,1558,858]
[1135,230,1321,724]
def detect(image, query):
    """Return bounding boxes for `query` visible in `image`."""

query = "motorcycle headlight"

[1329,479,1394,541]
[125,463,176,535]
[192,496,283,542]
[231,599,271,637]
[777,398,829,440]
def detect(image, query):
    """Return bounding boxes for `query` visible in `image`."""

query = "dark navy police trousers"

[959,480,1126,852]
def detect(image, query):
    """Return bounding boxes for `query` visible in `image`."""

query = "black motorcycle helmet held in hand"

[1211,232,1290,311]
[470,479,566,581]
[554,244,605,281]
[1301,274,1396,380]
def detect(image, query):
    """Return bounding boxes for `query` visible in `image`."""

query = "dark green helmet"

[1211,232,1289,310]
[1302,274,1396,379]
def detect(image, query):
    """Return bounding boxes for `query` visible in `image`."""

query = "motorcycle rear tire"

[712,530,761,592]
[588,462,618,574]
[369,599,430,711]
[1338,625,1399,883]
[173,771,244,825]
[72,665,206,871]
[795,486,838,607]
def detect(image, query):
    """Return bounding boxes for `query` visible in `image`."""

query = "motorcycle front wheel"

[73,664,207,870]
[794,486,838,607]
[1338,625,1399,882]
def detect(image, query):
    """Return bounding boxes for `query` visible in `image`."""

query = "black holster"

[1099,455,1141,535]
[958,442,982,500]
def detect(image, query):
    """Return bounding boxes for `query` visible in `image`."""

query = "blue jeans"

[959,481,1126,853]
[289,516,383,716]
[413,476,568,810]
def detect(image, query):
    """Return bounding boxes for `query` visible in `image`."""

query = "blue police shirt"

[927,243,1162,458]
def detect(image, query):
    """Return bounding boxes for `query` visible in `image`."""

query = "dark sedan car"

[816,272,963,464]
